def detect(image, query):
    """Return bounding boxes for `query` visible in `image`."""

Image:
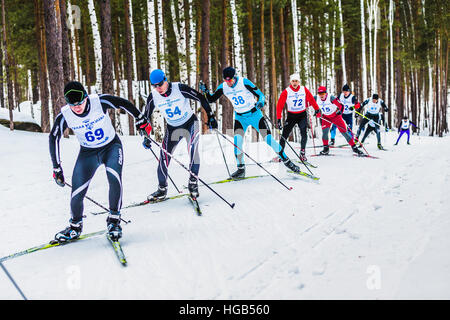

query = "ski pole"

[213,128,293,191]
[143,133,236,209]
[215,129,231,177]
[355,110,390,131]
[0,261,27,300]
[64,182,131,224]
[147,146,182,193]
[263,115,315,176]
[308,111,317,155]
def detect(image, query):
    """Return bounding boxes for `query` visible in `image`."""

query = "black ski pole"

[215,130,231,177]
[143,134,236,209]
[263,115,315,176]
[0,261,27,300]
[64,182,131,224]
[213,128,293,191]
[147,146,182,193]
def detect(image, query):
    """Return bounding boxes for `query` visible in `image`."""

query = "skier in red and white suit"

[276,74,320,161]
[314,86,363,156]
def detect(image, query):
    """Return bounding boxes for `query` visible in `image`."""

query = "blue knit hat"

[150,69,167,85]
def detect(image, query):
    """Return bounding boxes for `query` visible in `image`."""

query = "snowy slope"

[0,127,449,300]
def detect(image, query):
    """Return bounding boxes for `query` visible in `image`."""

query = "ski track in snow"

[0,125,449,299]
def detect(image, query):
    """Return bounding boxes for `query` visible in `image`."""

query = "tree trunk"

[199,0,210,133]
[162,0,180,81]
[59,0,71,84]
[338,0,347,85]
[1,0,13,130]
[34,0,50,132]
[124,0,135,135]
[259,0,264,91]
[99,0,115,126]
[43,0,65,119]
[221,0,233,134]
[269,0,277,121]
[87,0,102,92]
[279,6,289,89]
[360,0,367,99]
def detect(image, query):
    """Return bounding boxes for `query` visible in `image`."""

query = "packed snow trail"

[0,125,449,299]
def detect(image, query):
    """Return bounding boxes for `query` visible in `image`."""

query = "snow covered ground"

[0,121,449,300]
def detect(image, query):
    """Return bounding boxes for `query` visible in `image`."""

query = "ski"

[0,230,106,263]
[353,154,379,159]
[287,170,320,181]
[184,175,267,189]
[294,160,318,168]
[106,234,127,266]
[90,193,190,215]
[188,196,202,216]
[310,153,336,157]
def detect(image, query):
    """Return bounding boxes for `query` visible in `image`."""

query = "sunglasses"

[64,89,86,106]
[224,77,234,82]
[152,79,166,88]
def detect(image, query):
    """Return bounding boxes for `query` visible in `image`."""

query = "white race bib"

[61,94,116,148]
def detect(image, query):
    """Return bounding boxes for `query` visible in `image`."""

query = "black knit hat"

[64,81,87,105]
[342,84,350,91]
[372,93,379,100]
[223,67,236,80]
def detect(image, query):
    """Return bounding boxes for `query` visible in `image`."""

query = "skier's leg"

[157,126,183,187]
[233,115,249,167]
[330,124,337,144]
[298,113,308,150]
[186,119,200,180]
[280,114,296,153]
[395,131,404,144]
[70,150,101,223]
[102,139,124,213]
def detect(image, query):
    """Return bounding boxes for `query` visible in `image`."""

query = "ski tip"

[231,203,236,209]
[289,187,294,190]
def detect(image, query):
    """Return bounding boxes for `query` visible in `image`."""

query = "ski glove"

[142,137,152,149]
[349,106,355,111]
[336,108,342,116]
[135,114,152,137]
[314,109,322,118]
[255,101,264,110]
[277,119,283,130]
[198,81,209,95]
[207,114,218,130]
[53,167,65,187]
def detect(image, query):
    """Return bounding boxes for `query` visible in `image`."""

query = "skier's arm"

[243,78,265,108]
[381,100,389,112]
[352,96,361,110]
[331,96,344,113]
[49,113,68,169]
[179,83,213,115]
[276,90,288,120]
[203,84,224,103]
[143,93,156,120]
[305,87,320,111]
[99,94,142,118]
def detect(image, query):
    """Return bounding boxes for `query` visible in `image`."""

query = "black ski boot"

[54,220,83,243]
[230,165,245,179]
[148,185,168,201]
[188,178,199,198]
[352,145,364,156]
[107,211,122,241]
[377,143,384,150]
[300,149,307,162]
[283,158,301,173]
[330,138,335,146]
[320,145,330,155]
